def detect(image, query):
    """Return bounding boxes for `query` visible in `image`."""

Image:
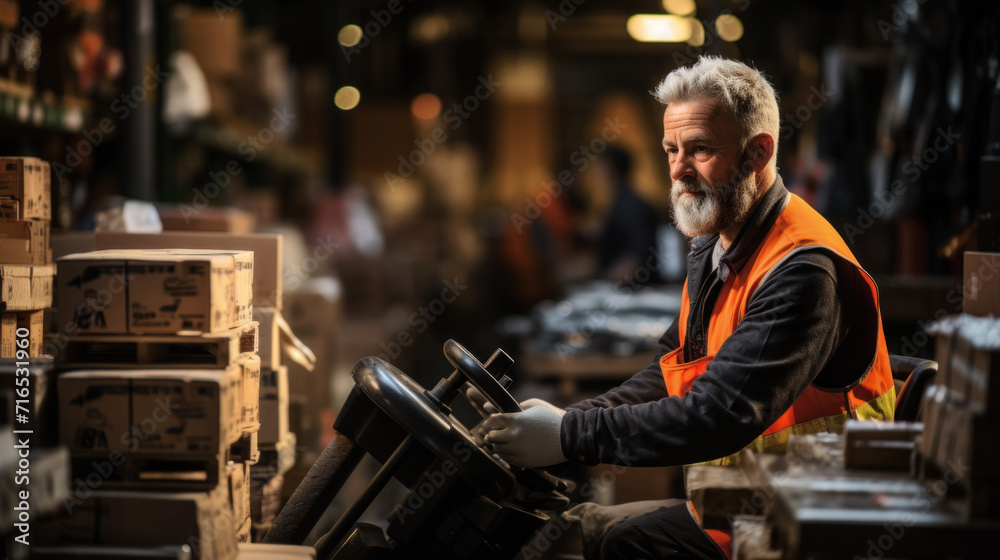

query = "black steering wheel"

[442,339,574,505]
[443,339,522,414]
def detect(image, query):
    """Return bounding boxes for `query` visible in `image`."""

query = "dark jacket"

[560,177,875,467]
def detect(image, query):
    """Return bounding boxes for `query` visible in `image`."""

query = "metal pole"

[120,0,156,200]
[264,434,366,545]
[313,436,415,560]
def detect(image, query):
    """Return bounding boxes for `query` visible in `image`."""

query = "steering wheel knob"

[443,339,521,413]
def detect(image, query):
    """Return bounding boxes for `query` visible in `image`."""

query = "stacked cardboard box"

[0,156,54,358]
[85,232,297,543]
[43,248,260,558]
[87,232,296,540]
[921,314,1000,519]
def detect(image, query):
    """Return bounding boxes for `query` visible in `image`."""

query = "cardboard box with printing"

[258,365,288,445]
[58,366,243,456]
[0,219,51,264]
[0,198,19,220]
[0,156,51,220]
[57,249,253,334]
[1,309,43,357]
[241,355,261,437]
[0,263,55,311]
[36,485,238,560]
[227,460,251,543]
[94,231,282,309]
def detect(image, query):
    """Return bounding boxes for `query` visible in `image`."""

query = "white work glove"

[463,385,500,417]
[481,399,567,468]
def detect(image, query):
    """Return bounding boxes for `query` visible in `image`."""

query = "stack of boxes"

[922,314,1000,520]
[42,248,260,558]
[0,156,70,560]
[0,156,53,359]
[89,232,297,541]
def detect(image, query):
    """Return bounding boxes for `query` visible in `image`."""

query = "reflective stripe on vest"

[660,193,896,467]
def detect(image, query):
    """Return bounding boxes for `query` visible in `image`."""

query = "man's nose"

[670,154,695,183]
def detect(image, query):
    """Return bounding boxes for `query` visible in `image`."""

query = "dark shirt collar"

[689,175,790,275]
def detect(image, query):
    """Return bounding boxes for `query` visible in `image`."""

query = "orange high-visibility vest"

[660,193,896,467]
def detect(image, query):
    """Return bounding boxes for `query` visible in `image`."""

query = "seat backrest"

[889,354,938,422]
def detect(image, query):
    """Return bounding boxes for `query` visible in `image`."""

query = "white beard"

[670,168,757,238]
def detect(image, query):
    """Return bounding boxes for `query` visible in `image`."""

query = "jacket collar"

[688,175,790,275]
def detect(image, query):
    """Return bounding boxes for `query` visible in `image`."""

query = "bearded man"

[477,56,896,559]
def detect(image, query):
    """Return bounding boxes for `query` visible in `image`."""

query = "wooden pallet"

[70,450,227,491]
[69,431,260,492]
[56,321,258,369]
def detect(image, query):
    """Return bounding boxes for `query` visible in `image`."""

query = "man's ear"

[748,133,775,175]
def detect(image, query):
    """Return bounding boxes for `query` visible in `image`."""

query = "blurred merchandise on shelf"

[282,276,340,451]
[964,251,1000,316]
[158,205,257,235]
[524,281,681,358]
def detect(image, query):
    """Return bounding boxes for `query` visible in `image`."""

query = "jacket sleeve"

[560,252,845,467]
[565,316,681,413]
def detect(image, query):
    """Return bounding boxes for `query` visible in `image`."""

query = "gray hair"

[654,56,779,169]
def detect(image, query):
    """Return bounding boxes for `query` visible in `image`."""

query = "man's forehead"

[662,99,734,138]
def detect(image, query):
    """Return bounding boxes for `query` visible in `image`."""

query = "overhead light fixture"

[715,13,744,42]
[626,14,693,43]
[334,86,361,111]
[662,0,696,17]
[337,24,363,47]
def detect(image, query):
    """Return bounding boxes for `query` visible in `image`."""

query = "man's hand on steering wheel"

[478,396,567,468]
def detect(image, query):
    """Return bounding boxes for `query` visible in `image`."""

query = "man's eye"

[694,146,709,153]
